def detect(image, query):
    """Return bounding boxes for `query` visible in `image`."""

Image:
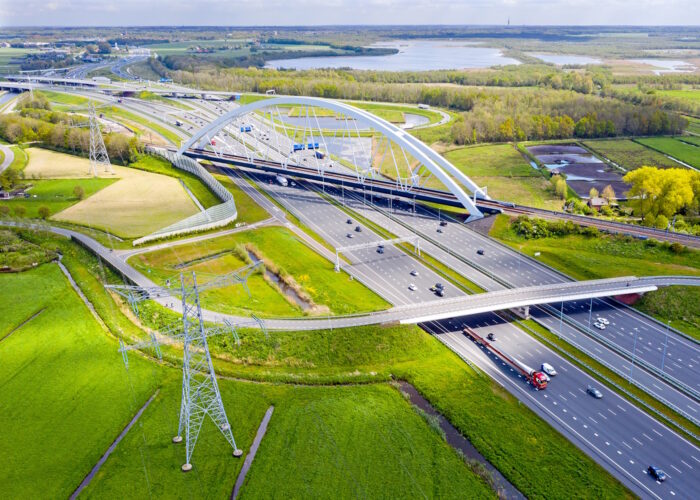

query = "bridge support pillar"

[511,306,530,320]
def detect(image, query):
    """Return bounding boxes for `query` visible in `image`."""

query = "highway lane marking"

[692,455,700,464]
[616,404,626,412]
[680,460,692,469]
[670,464,682,474]
[608,408,617,416]
[622,441,633,450]
[632,437,644,446]
[652,429,663,437]
[597,412,608,420]
[589,417,599,424]
[642,433,653,441]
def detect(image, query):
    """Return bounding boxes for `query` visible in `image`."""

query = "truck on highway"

[463,327,548,390]
[275,175,288,187]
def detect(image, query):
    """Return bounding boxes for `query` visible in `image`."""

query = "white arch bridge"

[178,96,489,220]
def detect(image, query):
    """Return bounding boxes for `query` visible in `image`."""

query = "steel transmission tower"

[108,263,262,471]
[88,102,113,176]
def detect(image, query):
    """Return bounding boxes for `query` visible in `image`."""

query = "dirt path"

[231,405,275,499]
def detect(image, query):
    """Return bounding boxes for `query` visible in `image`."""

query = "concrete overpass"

[4,222,697,331]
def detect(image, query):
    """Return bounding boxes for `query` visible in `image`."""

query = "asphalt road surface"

[424,316,700,500]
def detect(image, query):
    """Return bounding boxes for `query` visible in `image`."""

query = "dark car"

[377,247,384,254]
[437,228,443,233]
[586,386,603,399]
[477,249,485,255]
[355,225,362,232]
[647,466,667,482]
[440,220,447,227]
[487,333,495,341]
[346,218,353,224]
[436,288,445,297]
[435,283,444,290]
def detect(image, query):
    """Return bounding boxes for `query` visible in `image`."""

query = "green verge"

[7,229,631,498]
[0,263,160,498]
[0,178,116,219]
[212,172,269,224]
[128,225,390,317]
[489,214,700,341]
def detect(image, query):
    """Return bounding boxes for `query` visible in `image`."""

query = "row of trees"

[0,113,142,164]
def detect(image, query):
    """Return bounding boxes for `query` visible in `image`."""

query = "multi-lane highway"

[13,85,699,497]
[424,317,700,499]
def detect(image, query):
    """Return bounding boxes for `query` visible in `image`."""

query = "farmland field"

[635,137,700,169]
[0,177,116,219]
[582,138,684,170]
[0,264,159,498]
[53,165,199,238]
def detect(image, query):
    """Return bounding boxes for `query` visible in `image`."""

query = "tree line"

[0,96,142,164]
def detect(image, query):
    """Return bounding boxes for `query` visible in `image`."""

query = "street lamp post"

[630,327,639,381]
[661,321,670,372]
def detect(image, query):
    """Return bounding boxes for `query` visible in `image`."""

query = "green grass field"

[635,137,700,169]
[685,115,700,135]
[0,177,116,219]
[582,138,683,170]
[0,264,160,498]
[489,214,700,340]
[212,172,269,224]
[9,145,28,170]
[444,144,564,209]
[129,225,390,317]
[679,135,700,147]
[2,228,633,499]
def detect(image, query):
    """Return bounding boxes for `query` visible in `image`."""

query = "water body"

[246,250,312,311]
[629,58,697,75]
[266,40,521,71]
[529,53,602,66]
[275,112,428,130]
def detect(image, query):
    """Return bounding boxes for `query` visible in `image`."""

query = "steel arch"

[178,96,487,219]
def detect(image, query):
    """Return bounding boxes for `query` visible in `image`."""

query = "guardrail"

[539,303,700,402]
[133,148,238,245]
[513,317,700,439]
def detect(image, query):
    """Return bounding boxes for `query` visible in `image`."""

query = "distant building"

[588,197,609,210]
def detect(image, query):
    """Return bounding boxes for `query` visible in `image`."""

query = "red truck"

[463,328,548,390]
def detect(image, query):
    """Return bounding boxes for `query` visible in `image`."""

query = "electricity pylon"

[108,263,261,471]
[88,102,113,176]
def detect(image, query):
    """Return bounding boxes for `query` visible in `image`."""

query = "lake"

[266,40,521,71]
[629,59,697,75]
[529,53,602,65]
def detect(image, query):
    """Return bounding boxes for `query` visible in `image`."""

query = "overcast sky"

[0,0,698,27]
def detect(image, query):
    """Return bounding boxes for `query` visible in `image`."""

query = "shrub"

[670,242,685,254]
[13,206,26,217]
[38,206,50,219]
[73,185,85,200]
[0,205,9,217]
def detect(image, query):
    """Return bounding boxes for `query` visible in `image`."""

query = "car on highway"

[410,270,418,276]
[593,322,606,330]
[439,220,447,227]
[437,228,443,233]
[477,249,485,255]
[647,465,667,482]
[598,317,609,325]
[435,283,444,290]
[586,386,603,399]
[355,226,362,232]
[436,288,445,297]
[377,247,384,254]
[541,363,557,376]
[408,284,417,291]
[346,233,354,239]
[486,333,495,341]
[346,218,353,224]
